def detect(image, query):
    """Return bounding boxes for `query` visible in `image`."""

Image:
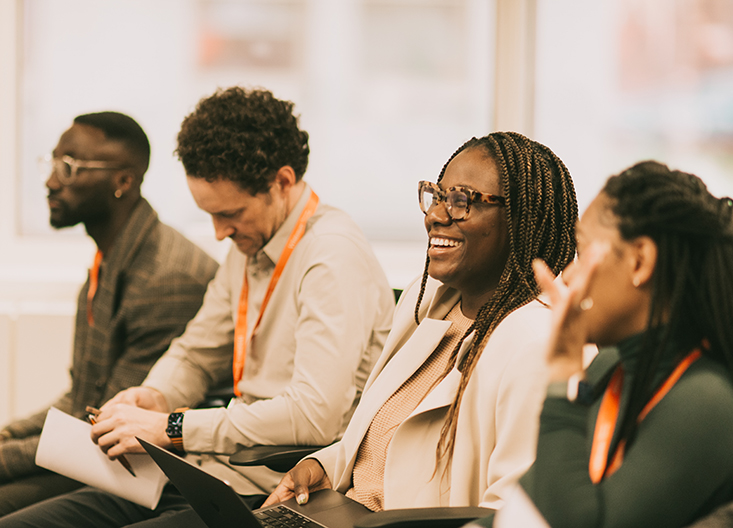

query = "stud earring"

[579,298,594,311]
[632,277,640,287]
[114,189,123,199]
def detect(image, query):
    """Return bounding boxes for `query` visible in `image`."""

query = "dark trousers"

[0,485,266,528]
[0,471,83,517]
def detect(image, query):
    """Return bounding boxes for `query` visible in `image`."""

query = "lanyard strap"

[232,190,319,396]
[86,250,103,327]
[589,348,702,483]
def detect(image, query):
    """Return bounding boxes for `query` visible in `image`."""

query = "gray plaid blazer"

[0,198,218,482]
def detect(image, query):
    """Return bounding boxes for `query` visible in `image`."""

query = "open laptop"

[137,437,371,528]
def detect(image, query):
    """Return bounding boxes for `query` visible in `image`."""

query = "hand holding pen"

[86,406,137,477]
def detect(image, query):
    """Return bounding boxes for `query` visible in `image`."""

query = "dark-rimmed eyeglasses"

[39,154,128,186]
[418,180,505,221]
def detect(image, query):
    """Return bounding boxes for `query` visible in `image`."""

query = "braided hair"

[414,132,578,465]
[602,160,733,451]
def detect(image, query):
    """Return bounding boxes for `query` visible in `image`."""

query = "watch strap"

[166,407,189,452]
[170,434,184,452]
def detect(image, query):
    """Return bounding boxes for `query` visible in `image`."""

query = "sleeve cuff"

[180,408,216,453]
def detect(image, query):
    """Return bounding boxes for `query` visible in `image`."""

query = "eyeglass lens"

[39,157,74,185]
[420,184,469,220]
[54,159,74,183]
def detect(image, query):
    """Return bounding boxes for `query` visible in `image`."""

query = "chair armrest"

[228,445,327,473]
[354,507,494,528]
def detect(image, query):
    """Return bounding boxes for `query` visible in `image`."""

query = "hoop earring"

[114,189,123,199]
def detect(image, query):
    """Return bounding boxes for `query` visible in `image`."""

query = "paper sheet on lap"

[36,407,168,509]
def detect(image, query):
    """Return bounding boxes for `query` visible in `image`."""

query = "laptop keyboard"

[254,505,325,528]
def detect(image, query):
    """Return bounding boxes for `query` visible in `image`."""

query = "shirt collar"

[255,182,313,267]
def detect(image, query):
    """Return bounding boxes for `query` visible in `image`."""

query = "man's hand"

[91,403,171,459]
[101,387,169,413]
[263,459,332,507]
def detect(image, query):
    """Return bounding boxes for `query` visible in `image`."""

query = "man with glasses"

[0,111,219,517]
[0,88,395,528]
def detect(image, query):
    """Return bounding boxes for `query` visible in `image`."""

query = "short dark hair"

[175,87,310,195]
[73,111,150,177]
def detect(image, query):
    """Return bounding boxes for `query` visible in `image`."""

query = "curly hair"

[414,132,578,468]
[176,87,310,194]
[602,160,733,455]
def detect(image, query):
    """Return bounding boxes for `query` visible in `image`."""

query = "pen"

[85,406,137,477]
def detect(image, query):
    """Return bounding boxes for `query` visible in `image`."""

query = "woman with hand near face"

[491,161,733,528]
[264,132,578,513]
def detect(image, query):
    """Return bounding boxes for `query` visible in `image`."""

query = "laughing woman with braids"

[264,132,578,513]
[483,161,733,528]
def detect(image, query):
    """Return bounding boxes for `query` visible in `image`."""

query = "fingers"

[90,404,167,458]
[105,436,146,458]
[263,478,297,508]
[572,242,610,298]
[90,416,114,445]
[533,259,563,306]
[100,387,168,413]
[541,241,611,381]
[100,389,138,412]
[262,459,330,507]
[294,482,313,506]
[561,242,609,313]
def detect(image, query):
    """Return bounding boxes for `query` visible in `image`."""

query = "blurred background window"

[535,0,733,211]
[12,0,733,262]
[19,0,494,246]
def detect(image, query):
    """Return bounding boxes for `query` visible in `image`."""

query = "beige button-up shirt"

[143,184,395,493]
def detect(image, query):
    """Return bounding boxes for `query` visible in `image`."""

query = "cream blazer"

[313,277,552,510]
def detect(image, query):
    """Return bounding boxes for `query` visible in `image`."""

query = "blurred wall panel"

[0,312,12,426]
[11,308,74,421]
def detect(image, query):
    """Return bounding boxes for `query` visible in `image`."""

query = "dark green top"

[513,334,733,528]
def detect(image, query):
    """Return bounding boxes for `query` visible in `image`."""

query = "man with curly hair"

[0,88,395,527]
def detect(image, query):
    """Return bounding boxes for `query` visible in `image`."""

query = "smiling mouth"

[430,237,462,249]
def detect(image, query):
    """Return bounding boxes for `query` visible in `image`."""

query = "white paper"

[36,407,168,509]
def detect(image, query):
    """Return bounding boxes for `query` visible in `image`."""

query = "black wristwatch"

[166,409,187,452]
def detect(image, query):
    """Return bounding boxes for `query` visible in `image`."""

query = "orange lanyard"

[232,190,319,396]
[86,250,103,327]
[588,348,702,483]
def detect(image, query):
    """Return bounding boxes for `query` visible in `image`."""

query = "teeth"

[431,237,461,248]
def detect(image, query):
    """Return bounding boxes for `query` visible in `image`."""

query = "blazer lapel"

[335,318,451,488]
[334,279,462,489]
[78,200,157,380]
[368,280,460,382]
[409,330,476,417]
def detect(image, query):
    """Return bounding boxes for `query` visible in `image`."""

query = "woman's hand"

[262,459,333,507]
[533,242,609,381]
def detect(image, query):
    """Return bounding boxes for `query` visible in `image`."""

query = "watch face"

[166,412,184,438]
